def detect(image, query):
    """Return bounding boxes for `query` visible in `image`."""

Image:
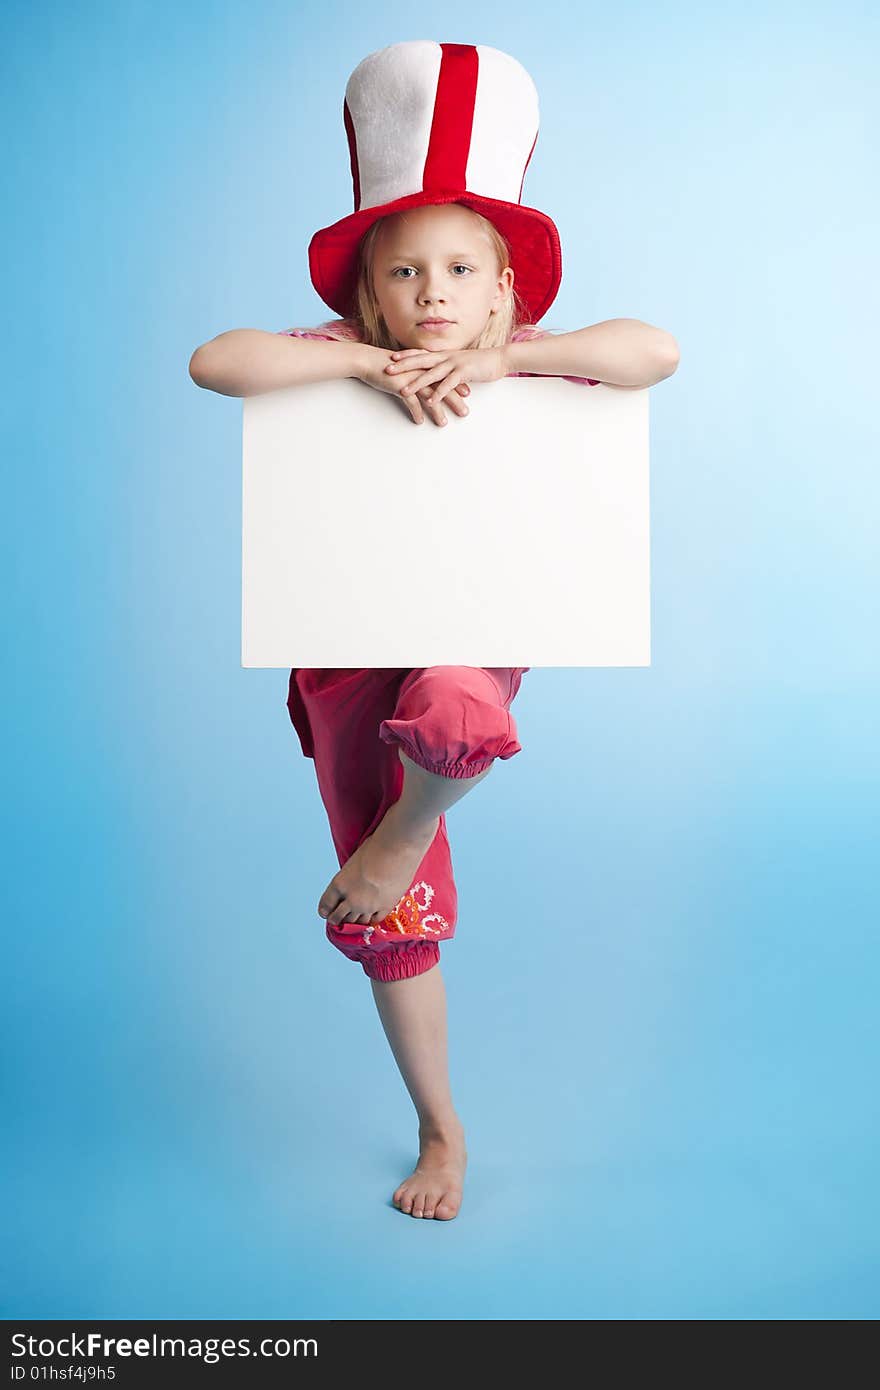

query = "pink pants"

[286,668,529,982]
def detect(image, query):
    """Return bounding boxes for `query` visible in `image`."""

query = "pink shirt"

[275,320,600,385]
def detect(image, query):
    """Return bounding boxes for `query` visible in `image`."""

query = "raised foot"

[392,1123,468,1220]
[318,804,439,928]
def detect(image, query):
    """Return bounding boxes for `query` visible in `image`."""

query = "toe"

[422,1186,442,1219]
[318,885,340,919]
[434,1192,460,1220]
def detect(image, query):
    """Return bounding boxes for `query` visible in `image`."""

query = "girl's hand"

[356,346,471,427]
[385,346,507,409]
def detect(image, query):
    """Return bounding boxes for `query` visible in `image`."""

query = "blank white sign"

[242,375,650,668]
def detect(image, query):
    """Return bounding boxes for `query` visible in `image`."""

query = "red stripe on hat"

[422,44,478,192]
[343,99,361,211]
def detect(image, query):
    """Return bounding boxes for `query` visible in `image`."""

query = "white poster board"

[242,375,650,668]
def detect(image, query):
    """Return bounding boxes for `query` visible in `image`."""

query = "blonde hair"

[350,204,539,349]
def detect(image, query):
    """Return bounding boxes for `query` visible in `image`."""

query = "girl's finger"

[425,375,460,406]
[401,370,445,396]
[417,386,447,427]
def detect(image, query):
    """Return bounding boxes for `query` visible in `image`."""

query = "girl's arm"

[188,329,374,397]
[505,320,679,388]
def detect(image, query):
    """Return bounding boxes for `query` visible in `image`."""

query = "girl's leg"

[370,963,467,1221]
[290,667,528,1219]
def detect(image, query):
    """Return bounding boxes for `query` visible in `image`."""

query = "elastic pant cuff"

[359,941,441,982]
[401,754,497,779]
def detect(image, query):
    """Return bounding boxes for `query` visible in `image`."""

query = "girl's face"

[370,204,514,349]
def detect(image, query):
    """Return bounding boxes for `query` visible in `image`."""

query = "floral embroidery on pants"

[361,880,450,947]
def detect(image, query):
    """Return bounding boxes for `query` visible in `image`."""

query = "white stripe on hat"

[346,41,442,210]
[467,46,539,203]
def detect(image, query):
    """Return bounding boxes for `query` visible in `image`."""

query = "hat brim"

[308,190,562,325]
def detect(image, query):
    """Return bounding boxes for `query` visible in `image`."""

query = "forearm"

[188,330,371,397]
[504,319,679,387]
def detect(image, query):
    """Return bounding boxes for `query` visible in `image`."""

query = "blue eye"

[392,265,472,278]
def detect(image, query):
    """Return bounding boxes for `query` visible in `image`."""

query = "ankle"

[381,803,440,847]
[418,1114,465,1144]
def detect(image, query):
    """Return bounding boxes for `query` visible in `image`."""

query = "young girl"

[189,42,679,1223]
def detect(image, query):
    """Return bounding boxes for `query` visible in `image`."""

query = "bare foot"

[393,1120,467,1220]
[318,804,440,928]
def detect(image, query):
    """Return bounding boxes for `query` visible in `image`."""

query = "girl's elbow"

[661,331,680,363]
[189,346,213,387]
[656,334,680,378]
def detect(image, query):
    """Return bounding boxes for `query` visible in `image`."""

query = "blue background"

[4,0,879,1320]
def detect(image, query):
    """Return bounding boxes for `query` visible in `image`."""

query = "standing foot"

[392,1118,468,1220]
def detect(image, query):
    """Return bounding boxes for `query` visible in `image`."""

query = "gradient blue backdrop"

[4,0,878,1320]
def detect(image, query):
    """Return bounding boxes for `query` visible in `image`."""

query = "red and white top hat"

[308,41,563,326]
